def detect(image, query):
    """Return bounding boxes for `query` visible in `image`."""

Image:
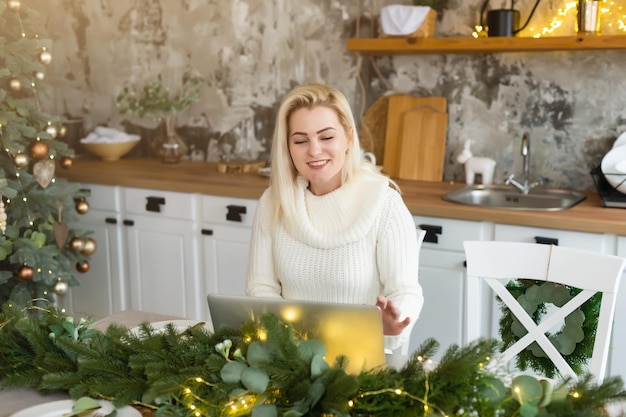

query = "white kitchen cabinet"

[123,187,202,320]
[411,216,493,359]
[199,195,257,321]
[60,184,128,319]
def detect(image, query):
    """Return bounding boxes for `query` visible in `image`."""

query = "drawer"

[494,223,615,253]
[201,195,257,227]
[75,183,122,212]
[413,215,493,252]
[123,187,197,220]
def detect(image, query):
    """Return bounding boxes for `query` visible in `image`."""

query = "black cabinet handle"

[419,224,443,244]
[201,229,214,236]
[105,217,117,225]
[535,236,559,245]
[226,205,247,222]
[146,196,166,213]
[123,219,134,226]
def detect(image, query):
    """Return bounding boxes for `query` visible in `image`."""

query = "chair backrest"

[463,240,626,383]
[388,228,427,358]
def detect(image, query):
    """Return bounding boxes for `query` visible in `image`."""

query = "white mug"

[362,151,376,165]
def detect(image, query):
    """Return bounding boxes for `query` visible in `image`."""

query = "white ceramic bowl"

[81,139,140,161]
[601,145,626,194]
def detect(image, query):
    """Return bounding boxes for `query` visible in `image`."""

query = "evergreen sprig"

[1,301,626,417]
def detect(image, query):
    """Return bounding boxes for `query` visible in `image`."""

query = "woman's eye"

[293,138,307,145]
[321,136,333,141]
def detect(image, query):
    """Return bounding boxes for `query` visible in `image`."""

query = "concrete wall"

[32,0,626,191]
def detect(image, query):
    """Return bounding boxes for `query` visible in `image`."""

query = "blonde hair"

[268,83,388,225]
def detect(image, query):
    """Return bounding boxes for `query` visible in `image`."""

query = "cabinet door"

[412,216,492,358]
[199,194,256,300]
[65,208,127,319]
[200,223,252,319]
[123,187,201,320]
[61,184,127,319]
[124,214,201,320]
[411,248,467,360]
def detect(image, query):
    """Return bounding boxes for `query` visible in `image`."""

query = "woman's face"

[288,105,352,196]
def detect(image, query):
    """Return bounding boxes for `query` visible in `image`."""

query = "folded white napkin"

[380,5,430,36]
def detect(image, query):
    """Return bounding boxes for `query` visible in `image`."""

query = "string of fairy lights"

[473,0,626,38]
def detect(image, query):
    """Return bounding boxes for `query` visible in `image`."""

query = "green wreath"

[498,279,601,379]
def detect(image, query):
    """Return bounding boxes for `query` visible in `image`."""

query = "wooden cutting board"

[382,95,447,178]
[397,106,448,181]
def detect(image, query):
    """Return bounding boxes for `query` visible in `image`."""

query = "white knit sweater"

[246,174,424,350]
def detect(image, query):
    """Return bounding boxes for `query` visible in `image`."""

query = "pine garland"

[1,301,625,417]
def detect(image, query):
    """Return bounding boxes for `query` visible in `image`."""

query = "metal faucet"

[505,133,544,194]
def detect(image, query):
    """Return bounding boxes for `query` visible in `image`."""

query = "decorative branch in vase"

[116,74,203,163]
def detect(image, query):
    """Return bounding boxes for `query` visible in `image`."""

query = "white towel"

[380,5,430,36]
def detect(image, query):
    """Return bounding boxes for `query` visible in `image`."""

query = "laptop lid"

[207,294,387,374]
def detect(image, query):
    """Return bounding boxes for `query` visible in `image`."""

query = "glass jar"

[151,116,188,163]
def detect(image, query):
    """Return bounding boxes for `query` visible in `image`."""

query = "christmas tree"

[0,0,93,306]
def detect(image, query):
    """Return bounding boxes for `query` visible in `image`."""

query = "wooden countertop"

[58,157,626,235]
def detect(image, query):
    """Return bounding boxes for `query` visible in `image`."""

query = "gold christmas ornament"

[69,236,84,252]
[76,260,90,273]
[39,49,52,65]
[80,237,97,256]
[58,124,67,137]
[18,265,34,280]
[53,279,69,295]
[13,153,29,168]
[9,77,22,91]
[29,140,49,159]
[75,198,89,215]
[60,156,73,169]
[45,124,58,139]
[7,0,21,11]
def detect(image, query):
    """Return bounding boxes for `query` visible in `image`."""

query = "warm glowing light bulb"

[394,389,402,395]
[195,377,203,383]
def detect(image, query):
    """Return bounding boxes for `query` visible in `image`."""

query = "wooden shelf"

[347,35,626,55]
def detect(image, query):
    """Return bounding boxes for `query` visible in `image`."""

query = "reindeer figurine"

[456,140,496,185]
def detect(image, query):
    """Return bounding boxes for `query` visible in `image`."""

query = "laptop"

[207,294,387,374]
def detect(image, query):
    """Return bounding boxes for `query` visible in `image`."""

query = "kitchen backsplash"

[31,0,626,191]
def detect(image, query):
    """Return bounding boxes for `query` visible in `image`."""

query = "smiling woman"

[245,83,425,353]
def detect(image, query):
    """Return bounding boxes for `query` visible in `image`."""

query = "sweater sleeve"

[246,190,282,298]
[377,188,424,351]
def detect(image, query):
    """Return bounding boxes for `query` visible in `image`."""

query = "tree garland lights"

[498,280,600,379]
[0,301,625,417]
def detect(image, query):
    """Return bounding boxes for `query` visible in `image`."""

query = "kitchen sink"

[443,184,586,211]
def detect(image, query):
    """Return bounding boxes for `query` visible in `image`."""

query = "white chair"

[463,240,626,383]
[387,228,427,359]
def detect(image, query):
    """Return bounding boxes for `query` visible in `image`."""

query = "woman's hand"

[376,295,410,336]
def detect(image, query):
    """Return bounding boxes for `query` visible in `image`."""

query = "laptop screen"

[207,294,387,374]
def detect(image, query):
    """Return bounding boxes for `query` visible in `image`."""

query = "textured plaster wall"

[31,0,626,191]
